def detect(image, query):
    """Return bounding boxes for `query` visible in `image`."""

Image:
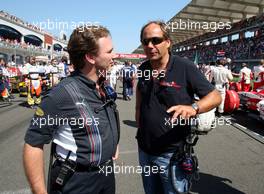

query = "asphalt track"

[0,83,263,194]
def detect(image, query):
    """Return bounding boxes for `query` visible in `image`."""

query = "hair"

[140,20,172,51]
[61,56,68,63]
[30,56,36,61]
[67,25,110,70]
[0,58,6,64]
[210,61,216,66]
[140,21,171,42]
[25,56,30,63]
[50,58,57,63]
[260,59,264,65]
[242,63,247,67]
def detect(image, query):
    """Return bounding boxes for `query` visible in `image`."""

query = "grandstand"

[134,0,264,67]
[0,10,67,65]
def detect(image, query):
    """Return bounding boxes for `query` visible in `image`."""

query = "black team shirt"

[137,55,215,155]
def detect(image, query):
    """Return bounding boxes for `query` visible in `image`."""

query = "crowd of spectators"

[0,36,67,57]
[175,13,264,63]
[0,10,43,33]
[176,35,264,62]
[175,13,264,47]
[0,10,66,43]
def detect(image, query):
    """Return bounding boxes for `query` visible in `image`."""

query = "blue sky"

[1,0,190,53]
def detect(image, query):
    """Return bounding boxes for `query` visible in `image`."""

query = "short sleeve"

[24,94,59,146]
[185,61,215,98]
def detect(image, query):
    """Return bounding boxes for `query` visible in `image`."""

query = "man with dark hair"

[136,20,221,194]
[211,57,233,115]
[122,61,134,100]
[23,25,119,194]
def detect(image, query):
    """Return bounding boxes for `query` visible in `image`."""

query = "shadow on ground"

[18,101,32,108]
[0,101,12,108]
[228,109,264,136]
[191,172,245,194]
[123,120,137,128]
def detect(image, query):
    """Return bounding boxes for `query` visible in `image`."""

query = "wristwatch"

[191,102,199,114]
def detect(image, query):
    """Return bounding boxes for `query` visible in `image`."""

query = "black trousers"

[122,79,132,98]
[50,162,115,194]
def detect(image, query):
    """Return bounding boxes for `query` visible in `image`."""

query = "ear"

[165,39,171,49]
[85,54,96,65]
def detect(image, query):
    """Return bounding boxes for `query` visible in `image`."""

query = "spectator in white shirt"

[239,63,252,92]
[253,59,264,91]
[211,59,233,115]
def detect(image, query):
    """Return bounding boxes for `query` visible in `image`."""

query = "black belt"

[55,157,113,172]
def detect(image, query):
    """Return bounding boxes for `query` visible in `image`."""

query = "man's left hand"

[167,105,197,121]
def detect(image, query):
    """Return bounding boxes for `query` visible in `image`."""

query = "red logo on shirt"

[159,81,181,89]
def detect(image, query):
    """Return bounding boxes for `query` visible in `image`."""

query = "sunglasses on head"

[141,37,166,46]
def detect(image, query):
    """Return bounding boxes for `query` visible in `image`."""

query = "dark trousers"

[50,162,115,194]
[123,79,133,98]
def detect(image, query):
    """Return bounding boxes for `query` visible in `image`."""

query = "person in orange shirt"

[24,56,42,107]
[0,58,10,101]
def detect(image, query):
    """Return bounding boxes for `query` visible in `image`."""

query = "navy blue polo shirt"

[24,71,119,166]
[137,55,215,155]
